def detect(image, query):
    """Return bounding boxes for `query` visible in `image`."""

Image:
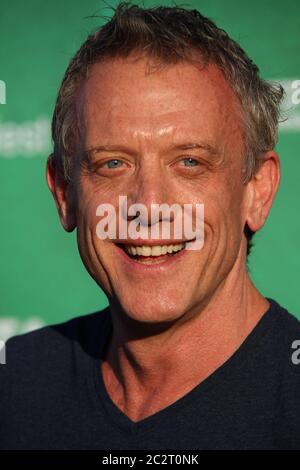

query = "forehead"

[78,56,244,150]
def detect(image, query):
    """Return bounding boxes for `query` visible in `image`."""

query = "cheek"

[77,196,98,232]
[213,170,244,218]
[76,179,113,227]
[75,189,107,263]
[75,192,113,291]
[200,182,245,248]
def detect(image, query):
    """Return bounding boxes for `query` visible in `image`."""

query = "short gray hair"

[50,2,285,255]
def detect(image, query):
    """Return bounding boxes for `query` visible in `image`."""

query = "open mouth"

[116,242,187,264]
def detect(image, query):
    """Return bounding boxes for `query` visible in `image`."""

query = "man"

[1,3,299,450]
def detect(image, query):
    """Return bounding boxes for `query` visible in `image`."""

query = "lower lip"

[114,244,190,273]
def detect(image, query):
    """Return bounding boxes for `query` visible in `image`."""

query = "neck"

[102,262,270,422]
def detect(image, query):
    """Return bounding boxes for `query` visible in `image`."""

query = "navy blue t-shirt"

[0,297,300,450]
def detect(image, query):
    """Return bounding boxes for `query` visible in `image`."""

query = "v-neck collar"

[89,297,279,433]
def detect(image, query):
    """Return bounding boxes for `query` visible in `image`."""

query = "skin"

[47,54,280,422]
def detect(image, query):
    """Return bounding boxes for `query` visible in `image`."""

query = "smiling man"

[1,3,300,450]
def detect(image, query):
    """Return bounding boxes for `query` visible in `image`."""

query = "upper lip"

[115,239,195,246]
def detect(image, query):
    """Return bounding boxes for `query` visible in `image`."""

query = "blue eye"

[182,157,199,167]
[104,159,123,169]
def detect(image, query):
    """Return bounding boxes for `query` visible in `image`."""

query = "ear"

[46,155,77,232]
[244,151,280,233]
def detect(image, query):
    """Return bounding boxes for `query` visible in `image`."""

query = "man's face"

[74,55,248,324]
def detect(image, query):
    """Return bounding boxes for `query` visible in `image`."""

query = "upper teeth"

[124,243,185,257]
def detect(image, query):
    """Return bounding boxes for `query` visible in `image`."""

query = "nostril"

[127,211,140,221]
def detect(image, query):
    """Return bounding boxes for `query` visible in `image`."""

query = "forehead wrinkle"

[79,60,244,161]
[81,107,242,167]
[84,107,234,158]
[82,66,231,128]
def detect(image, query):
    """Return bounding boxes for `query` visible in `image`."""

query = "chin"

[116,295,188,327]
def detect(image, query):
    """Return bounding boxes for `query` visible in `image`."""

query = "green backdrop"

[0,0,299,339]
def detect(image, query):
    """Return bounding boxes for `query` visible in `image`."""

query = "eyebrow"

[85,144,138,155]
[172,142,220,156]
[85,142,221,157]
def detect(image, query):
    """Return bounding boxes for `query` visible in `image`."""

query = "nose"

[125,158,173,227]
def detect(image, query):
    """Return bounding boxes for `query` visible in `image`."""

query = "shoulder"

[0,306,111,382]
[267,299,300,449]
[266,298,300,379]
[0,307,112,448]
[268,298,300,358]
